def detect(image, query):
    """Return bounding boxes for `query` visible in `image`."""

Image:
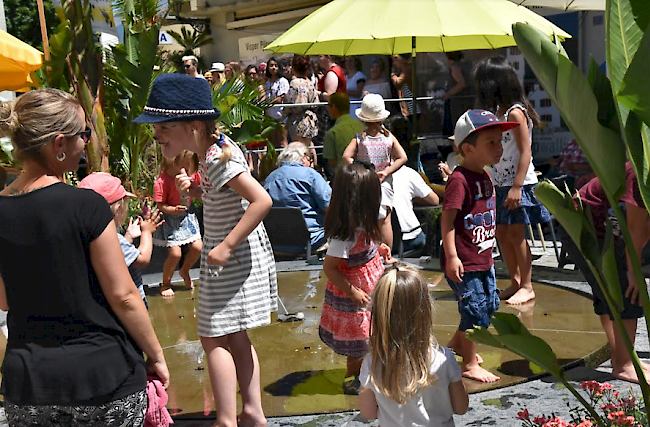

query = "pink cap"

[78,172,136,204]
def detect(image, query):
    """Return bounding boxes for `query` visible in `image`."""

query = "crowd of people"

[0,50,647,427]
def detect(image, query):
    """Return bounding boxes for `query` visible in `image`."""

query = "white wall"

[582,11,606,69]
[201,11,304,65]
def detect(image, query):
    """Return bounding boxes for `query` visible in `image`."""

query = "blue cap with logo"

[453,109,519,147]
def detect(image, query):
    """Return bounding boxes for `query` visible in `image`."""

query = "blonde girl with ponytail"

[135,73,277,427]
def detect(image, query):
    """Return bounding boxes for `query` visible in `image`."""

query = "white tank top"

[493,104,538,187]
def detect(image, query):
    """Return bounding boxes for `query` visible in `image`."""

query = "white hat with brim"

[355,93,391,122]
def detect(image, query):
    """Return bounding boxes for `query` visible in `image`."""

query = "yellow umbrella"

[265,0,571,55]
[0,29,43,91]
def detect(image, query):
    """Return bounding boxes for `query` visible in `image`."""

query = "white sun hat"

[355,93,391,122]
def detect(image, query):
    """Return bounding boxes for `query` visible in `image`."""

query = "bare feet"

[499,284,519,301]
[237,411,268,427]
[179,269,194,289]
[462,364,500,383]
[506,287,535,305]
[160,285,175,298]
[612,361,650,384]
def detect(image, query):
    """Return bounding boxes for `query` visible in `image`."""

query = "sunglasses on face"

[72,126,92,144]
[184,64,192,69]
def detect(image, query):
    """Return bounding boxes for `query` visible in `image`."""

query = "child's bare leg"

[161,246,182,297]
[201,335,238,427]
[457,331,500,383]
[179,239,202,289]
[346,356,364,378]
[228,331,267,427]
[496,225,521,300]
[605,316,650,383]
[448,329,483,364]
[505,224,534,305]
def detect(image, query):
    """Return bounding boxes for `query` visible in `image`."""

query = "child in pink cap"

[79,172,164,306]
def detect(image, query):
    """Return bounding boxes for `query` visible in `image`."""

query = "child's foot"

[612,361,650,384]
[506,287,535,305]
[160,285,175,297]
[179,269,194,289]
[462,365,500,383]
[237,410,268,427]
[499,284,520,300]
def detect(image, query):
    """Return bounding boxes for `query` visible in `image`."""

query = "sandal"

[342,376,361,395]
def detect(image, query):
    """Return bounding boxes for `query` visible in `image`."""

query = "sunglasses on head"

[72,126,92,144]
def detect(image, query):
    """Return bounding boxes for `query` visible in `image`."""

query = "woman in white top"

[264,57,290,121]
[363,58,392,100]
[345,56,367,119]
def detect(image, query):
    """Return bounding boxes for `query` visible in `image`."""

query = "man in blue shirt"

[264,142,332,253]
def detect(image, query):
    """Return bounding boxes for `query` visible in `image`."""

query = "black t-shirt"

[0,183,146,405]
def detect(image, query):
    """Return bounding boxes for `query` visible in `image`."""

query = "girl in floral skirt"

[319,162,392,395]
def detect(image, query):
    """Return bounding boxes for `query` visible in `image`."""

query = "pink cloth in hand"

[145,377,173,427]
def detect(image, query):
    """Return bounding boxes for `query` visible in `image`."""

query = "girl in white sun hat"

[342,93,408,247]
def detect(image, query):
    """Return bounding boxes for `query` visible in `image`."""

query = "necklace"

[7,184,51,196]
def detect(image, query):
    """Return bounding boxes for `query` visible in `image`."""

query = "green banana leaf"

[467,313,605,424]
[606,0,650,218]
[513,23,626,202]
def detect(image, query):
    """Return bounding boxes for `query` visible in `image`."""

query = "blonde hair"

[200,121,232,164]
[0,88,83,165]
[159,150,199,176]
[369,264,438,404]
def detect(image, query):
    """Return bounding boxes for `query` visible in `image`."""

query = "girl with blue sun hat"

[135,73,277,427]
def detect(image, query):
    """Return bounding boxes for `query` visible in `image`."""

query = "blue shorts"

[445,266,499,331]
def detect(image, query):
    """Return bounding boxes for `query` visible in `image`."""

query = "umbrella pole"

[411,36,420,169]
[36,0,50,61]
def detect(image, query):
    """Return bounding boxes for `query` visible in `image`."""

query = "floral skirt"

[153,211,201,247]
[495,184,551,226]
[5,389,147,427]
[319,254,384,358]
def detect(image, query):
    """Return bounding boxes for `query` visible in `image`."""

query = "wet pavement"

[143,267,605,420]
[1,244,645,426]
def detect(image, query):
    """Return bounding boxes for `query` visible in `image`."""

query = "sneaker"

[342,376,361,395]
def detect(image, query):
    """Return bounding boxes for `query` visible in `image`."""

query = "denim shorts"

[445,266,499,331]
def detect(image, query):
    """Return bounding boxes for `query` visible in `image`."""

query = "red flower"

[517,409,530,420]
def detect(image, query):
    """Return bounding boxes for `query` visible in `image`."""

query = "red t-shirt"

[317,65,347,93]
[578,162,644,239]
[153,171,201,206]
[441,166,496,272]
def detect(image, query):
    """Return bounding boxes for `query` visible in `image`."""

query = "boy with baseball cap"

[441,110,519,383]
[79,172,163,307]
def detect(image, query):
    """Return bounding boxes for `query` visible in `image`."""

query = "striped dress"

[198,138,278,337]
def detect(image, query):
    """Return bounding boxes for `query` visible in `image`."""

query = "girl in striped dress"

[320,163,392,395]
[137,74,277,427]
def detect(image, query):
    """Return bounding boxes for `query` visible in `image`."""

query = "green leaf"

[495,335,563,377]
[587,57,620,135]
[606,0,650,95]
[514,22,626,202]
[534,181,584,245]
[599,220,624,311]
[465,327,504,349]
[617,24,650,130]
[490,313,532,336]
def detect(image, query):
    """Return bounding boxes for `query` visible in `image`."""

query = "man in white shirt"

[392,166,440,252]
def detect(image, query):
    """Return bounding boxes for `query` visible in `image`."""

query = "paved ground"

[1,241,648,426]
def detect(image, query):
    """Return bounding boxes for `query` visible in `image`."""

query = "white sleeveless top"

[493,104,538,187]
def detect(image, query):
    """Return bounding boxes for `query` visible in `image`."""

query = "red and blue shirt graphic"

[442,166,496,272]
